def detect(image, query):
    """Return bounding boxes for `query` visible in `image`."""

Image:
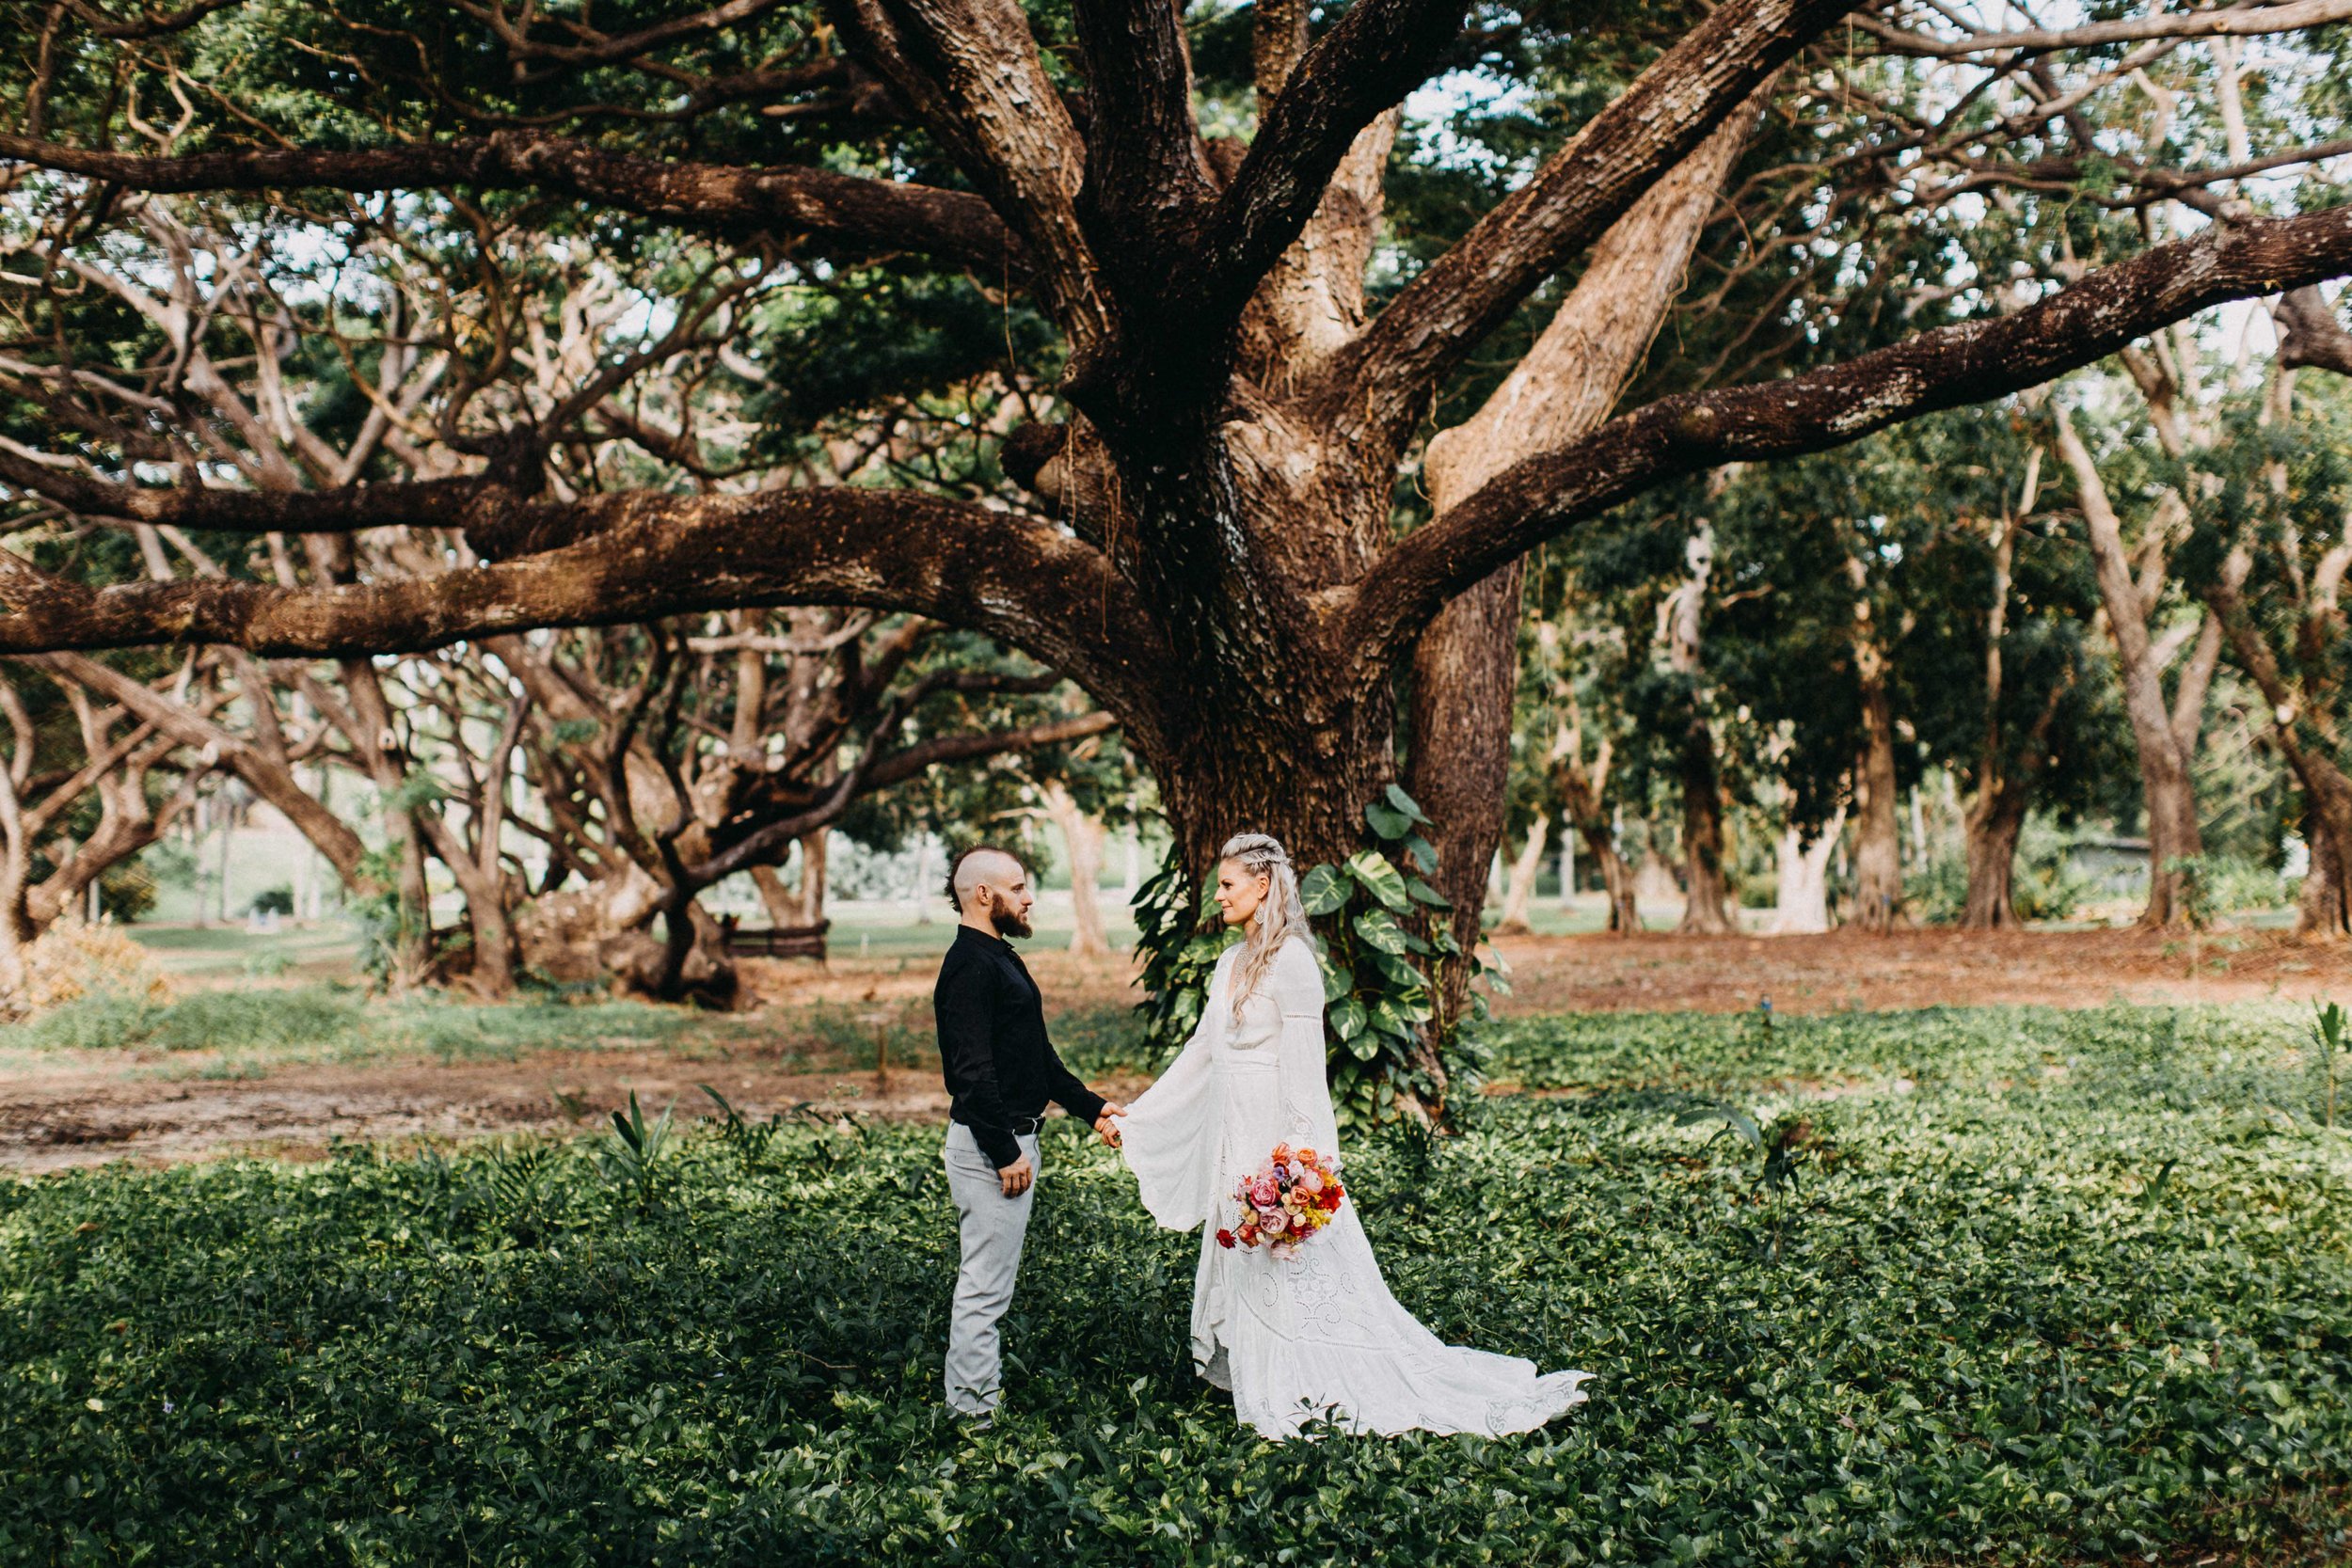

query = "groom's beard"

[988,894,1033,940]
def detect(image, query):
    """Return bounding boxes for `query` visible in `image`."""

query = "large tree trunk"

[1676,717,1736,934]
[1597,839,1642,934]
[1769,807,1843,934]
[1851,678,1905,933]
[791,831,829,927]
[1493,812,1549,935]
[1662,519,1734,935]
[2208,573,2352,943]
[2297,799,2351,940]
[1404,562,1520,1040]
[0,765,30,1007]
[2055,412,2205,926]
[1041,780,1111,958]
[750,865,801,927]
[1960,782,2032,929]
[1553,738,1639,935]
[433,848,518,998]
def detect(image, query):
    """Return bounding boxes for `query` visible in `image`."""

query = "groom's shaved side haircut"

[947,846,1020,912]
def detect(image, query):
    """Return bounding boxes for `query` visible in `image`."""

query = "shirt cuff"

[972,1122,1024,1168]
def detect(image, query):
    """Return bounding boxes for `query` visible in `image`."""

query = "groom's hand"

[998,1154,1034,1197]
[1094,1103,1126,1148]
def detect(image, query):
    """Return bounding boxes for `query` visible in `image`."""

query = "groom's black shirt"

[936,924,1106,1168]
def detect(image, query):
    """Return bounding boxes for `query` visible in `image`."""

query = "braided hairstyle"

[1221,832,1311,1023]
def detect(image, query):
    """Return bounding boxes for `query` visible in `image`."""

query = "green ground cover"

[4,1005,2349,1565]
[8,985,1151,1083]
[9,987,768,1070]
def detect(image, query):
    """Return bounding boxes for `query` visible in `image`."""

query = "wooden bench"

[722,920,831,960]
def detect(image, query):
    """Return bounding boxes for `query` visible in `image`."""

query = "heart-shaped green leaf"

[1352,908,1409,954]
[1382,784,1432,824]
[1298,863,1350,915]
[1343,850,1411,911]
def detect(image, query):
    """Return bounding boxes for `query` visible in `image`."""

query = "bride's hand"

[1094,1102,1127,1148]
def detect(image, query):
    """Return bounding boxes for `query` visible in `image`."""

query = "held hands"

[998,1103,1124,1195]
[997,1153,1034,1197]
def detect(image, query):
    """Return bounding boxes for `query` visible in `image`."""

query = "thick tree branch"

[0,131,1023,278]
[1168,0,1466,338]
[0,448,485,532]
[1858,0,2352,58]
[2278,285,2352,377]
[691,709,1115,887]
[1071,0,1218,292]
[825,0,1109,344]
[1347,203,2352,673]
[1326,0,1854,452]
[1,487,1170,751]
[27,651,373,883]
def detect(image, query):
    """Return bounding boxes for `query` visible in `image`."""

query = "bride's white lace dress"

[1120,935,1590,1439]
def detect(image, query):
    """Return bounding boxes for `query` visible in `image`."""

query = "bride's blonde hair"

[1222,832,1311,1023]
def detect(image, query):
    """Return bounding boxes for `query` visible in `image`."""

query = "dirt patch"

[0,1041,1159,1177]
[7,927,2345,1175]
[1489,925,2351,1016]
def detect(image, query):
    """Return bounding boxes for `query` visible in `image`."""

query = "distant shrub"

[20,986,366,1052]
[2200,854,2291,914]
[99,860,158,924]
[247,886,295,917]
[2,919,172,1019]
[1910,820,2099,924]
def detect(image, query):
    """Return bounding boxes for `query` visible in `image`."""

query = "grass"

[10,986,762,1069]
[3,1005,2351,1564]
[9,984,1156,1083]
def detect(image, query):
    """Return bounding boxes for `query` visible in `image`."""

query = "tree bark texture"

[2054,410,2206,926]
[1493,813,1549,935]
[1769,808,1844,934]
[1041,781,1112,959]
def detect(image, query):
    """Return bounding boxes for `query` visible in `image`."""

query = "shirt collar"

[953,923,1010,952]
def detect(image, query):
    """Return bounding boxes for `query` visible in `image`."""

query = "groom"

[935,845,1124,1424]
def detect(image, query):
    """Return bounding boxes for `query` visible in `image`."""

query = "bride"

[1117,832,1590,1440]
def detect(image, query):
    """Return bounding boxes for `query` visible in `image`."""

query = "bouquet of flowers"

[1217,1142,1344,1259]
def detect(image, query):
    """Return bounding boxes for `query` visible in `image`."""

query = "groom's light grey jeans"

[943,1120,1041,1418]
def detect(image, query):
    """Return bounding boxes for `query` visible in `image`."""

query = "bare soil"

[5,928,2344,1175]
[1491,924,2351,1015]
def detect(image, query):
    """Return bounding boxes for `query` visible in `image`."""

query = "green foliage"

[14,988,367,1053]
[95,860,157,925]
[13,985,741,1062]
[246,886,295,917]
[1907,820,2100,925]
[2200,855,2296,916]
[2313,1001,2347,1129]
[601,1090,679,1213]
[346,847,425,990]
[4,1005,2352,1563]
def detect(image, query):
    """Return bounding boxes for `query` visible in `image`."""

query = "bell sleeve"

[1273,938,1343,1156]
[1118,955,1228,1231]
